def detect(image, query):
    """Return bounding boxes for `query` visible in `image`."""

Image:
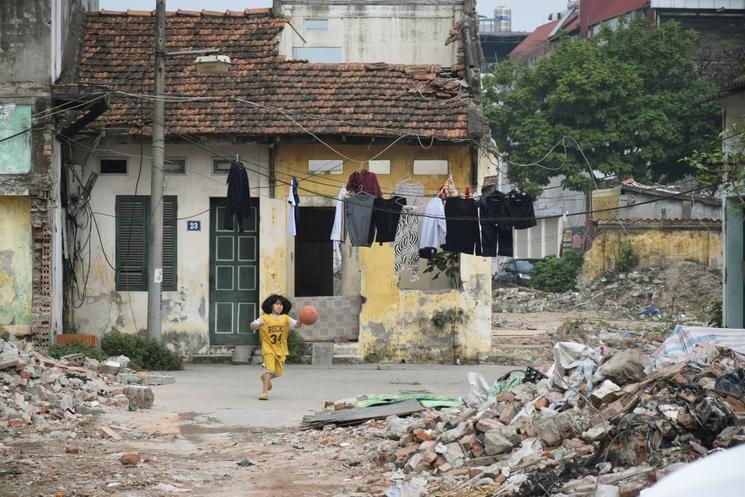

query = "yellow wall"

[582,229,723,282]
[274,141,491,362]
[0,196,32,329]
[275,142,473,199]
[592,187,620,221]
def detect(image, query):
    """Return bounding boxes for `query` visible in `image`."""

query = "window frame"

[99,158,128,175]
[305,18,329,31]
[164,157,187,175]
[212,158,232,175]
[115,195,178,292]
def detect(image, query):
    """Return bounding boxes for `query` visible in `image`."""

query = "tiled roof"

[70,11,476,140]
[581,0,650,32]
[509,20,559,59]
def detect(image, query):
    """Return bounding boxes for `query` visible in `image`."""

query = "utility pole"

[147,0,166,341]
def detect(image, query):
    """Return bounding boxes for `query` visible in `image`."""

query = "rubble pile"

[0,338,153,430]
[314,345,745,497]
[494,261,721,320]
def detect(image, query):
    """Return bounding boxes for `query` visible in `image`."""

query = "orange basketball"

[298,305,318,325]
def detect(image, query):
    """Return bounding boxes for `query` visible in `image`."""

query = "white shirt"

[330,187,347,242]
[419,197,447,249]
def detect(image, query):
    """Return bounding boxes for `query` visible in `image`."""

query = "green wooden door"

[209,198,259,345]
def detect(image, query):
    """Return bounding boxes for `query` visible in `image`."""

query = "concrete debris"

[493,261,721,321]
[0,338,156,430]
[309,345,744,496]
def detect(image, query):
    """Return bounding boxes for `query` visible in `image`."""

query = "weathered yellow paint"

[582,229,723,282]
[275,142,473,198]
[259,198,291,299]
[592,187,620,221]
[0,196,32,326]
[357,245,492,363]
[273,141,490,362]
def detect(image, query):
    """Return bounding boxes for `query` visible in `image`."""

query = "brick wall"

[292,296,361,342]
[30,175,52,345]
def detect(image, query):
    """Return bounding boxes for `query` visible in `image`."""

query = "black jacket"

[225,162,251,231]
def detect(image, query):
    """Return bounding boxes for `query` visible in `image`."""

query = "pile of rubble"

[311,343,745,497]
[494,261,721,320]
[0,338,157,431]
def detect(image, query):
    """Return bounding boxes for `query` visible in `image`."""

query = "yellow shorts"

[262,354,286,377]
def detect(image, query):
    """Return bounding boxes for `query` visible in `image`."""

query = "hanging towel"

[287,177,299,236]
[394,206,421,281]
[443,197,482,256]
[225,161,250,231]
[394,180,427,233]
[345,193,376,247]
[419,197,447,251]
[330,187,347,242]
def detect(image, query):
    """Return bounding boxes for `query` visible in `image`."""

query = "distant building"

[510,0,745,82]
[478,6,528,70]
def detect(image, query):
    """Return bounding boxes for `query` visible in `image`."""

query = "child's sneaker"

[259,393,268,401]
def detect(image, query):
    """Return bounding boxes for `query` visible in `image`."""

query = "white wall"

[278,2,462,65]
[70,140,271,346]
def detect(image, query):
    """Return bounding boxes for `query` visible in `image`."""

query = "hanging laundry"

[438,174,458,200]
[330,187,347,242]
[225,161,251,231]
[419,197,447,254]
[394,180,428,233]
[346,169,382,197]
[479,189,513,257]
[345,193,376,247]
[443,197,482,256]
[370,196,406,245]
[287,176,299,236]
[394,206,421,281]
[506,190,537,229]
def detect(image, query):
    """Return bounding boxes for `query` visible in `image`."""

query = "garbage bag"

[715,368,745,400]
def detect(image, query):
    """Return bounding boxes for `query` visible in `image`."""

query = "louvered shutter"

[116,196,148,291]
[162,196,177,291]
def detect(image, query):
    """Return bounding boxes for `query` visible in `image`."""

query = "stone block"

[116,373,143,384]
[483,430,513,455]
[60,353,86,367]
[124,385,154,409]
[311,343,333,367]
[139,374,175,386]
[98,360,122,375]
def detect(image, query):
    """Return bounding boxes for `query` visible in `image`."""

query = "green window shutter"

[116,195,178,292]
[116,196,148,291]
[162,196,178,291]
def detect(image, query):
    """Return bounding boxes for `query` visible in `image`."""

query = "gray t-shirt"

[345,193,376,247]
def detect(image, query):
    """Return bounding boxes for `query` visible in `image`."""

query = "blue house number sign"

[186,220,201,231]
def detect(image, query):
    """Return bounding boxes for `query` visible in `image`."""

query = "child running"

[250,294,301,400]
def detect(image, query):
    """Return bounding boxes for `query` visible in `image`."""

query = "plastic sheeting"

[640,444,745,497]
[651,325,745,370]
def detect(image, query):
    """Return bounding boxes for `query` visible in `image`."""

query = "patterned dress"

[394,206,421,281]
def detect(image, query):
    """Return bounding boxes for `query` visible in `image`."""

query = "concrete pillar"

[723,196,744,328]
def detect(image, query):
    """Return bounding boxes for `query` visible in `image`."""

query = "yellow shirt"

[255,314,294,357]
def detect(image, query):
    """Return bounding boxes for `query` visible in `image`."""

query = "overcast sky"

[99,0,568,32]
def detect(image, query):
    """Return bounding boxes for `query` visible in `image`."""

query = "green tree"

[483,18,720,194]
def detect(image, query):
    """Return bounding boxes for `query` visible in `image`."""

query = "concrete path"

[142,363,516,427]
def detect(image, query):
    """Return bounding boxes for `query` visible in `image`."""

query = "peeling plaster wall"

[275,141,491,362]
[278,2,462,65]
[357,245,492,362]
[581,227,723,282]
[0,196,33,329]
[70,140,272,355]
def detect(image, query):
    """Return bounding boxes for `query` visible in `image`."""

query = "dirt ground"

[1,262,723,496]
[0,409,385,497]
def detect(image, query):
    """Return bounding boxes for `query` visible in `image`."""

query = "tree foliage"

[483,18,720,193]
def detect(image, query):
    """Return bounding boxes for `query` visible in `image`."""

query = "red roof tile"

[72,12,476,140]
[581,0,650,32]
[510,20,559,59]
